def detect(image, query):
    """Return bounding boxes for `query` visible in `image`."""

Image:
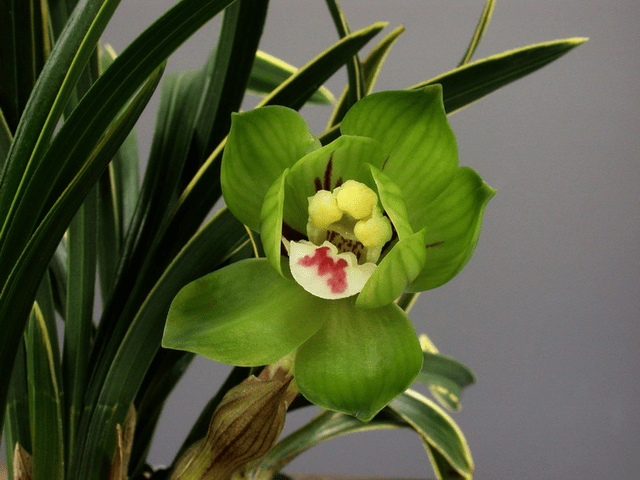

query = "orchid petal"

[356,228,428,309]
[260,168,289,277]
[367,163,413,240]
[409,167,495,291]
[221,106,320,231]
[163,259,328,366]
[295,298,423,422]
[341,87,458,232]
[289,241,376,300]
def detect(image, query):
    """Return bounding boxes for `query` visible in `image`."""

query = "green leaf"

[295,298,423,421]
[3,340,31,477]
[417,352,476,412]
[341,87,459,232]
[248,51,335,105]
[356,229,428,309]
[390,389,474,479]
[63,188,97,458]
[325,0,364,109]
[284,135,388,233]
[0,63,161,438]
[261,169,289,277]
[412,37,589,115]
[0,109,12,169]
[163,258,329,366]
[221,106,319,231]
[25,303,65,480]
[459,0,495,66]
[409,167,495,292]
[247,409,402,477]
[258,21,386,110]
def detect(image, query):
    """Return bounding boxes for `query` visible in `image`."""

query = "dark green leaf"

[458,0,495,66]
[25,303,65,479]
[247,409,402,476]
[390,390,474,479]
[417,352,476,412]
[411,38,588,114]
[248,51,334,105]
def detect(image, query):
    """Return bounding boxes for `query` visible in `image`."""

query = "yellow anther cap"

[335,180,378,220]
[309,190,343,229]
[354,216,392,248]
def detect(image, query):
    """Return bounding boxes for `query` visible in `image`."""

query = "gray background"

[5,1,639,479]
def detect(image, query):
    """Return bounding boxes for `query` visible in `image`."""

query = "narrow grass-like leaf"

[25,303,64,480]
[189,0,270,168]
[412,38,588,114]
[389,390,474,479]
[63,188,97,460]
[458,0,495,66]
[258,22,386,110]
[0,65,162,434]
[0,109,13,169]
[3,341,31,478]
[0,0,48,132]
[72,208,248,478]
[248,51,335,105]
[325,0,364,110]
[0,0,121,256]
[417,352,476,412]
[247,409,402,477]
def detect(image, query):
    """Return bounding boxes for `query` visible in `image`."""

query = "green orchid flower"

[162,86,495,421]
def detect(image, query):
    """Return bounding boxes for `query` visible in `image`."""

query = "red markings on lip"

[298,246,348,294]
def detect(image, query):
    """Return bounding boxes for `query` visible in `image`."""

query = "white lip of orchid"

[289,241,377,300]
[288,180,392,300]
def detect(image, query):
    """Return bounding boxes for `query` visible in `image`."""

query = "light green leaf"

[368,163,412,240]
[390,389,474,479]
[459,0,495,66]
[295,298,423,421]
[25,303,64,480]
[261,169,289,276]
[248,51,335,105]
[163,258,329,366]
[410,167,495,292]
[341,87,459,232]
[284,135,388,233]
[418,352,475,412]
[413,37,589,115]
[357,229,428,309]
[221,106,319,231]
[0,109,12,169]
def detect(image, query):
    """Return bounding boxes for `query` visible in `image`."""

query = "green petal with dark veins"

[284,135,388,233]
[221,106,320,231]
[409,167,496,291]
[162,259,328,366]
[295,298,423,421]
[261,169,289,276]
[356,228,428,309]
[341,87,458,232]
[368,163,413,240]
